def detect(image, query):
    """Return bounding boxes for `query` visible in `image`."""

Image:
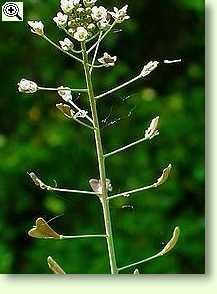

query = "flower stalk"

[81,41,118,274]
[22,1,180,275]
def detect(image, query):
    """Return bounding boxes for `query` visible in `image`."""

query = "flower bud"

[83,0,97,7]
[18,79,38,94]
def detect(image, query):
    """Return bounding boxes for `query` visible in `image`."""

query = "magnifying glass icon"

[3,2,22,20]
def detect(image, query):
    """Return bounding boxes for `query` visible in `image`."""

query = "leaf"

[160,227,180,255]
[28,218,61,239]
[47,256,66,274]
[153,164,172,187]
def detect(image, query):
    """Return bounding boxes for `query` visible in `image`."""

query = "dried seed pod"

[153,164,172,187]
[160,227,180,255]
[56,103,75,118]
[89,179,112,194]
[28,218,61,239]
[133,268,140,275]
[28,172,48,190]
[145,116,160,140]
[47,256,66,274]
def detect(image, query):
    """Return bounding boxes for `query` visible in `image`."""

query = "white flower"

[98,52,117,67]
[53,12,68,27]
[83,0,97,7]
[59,38,74,51]
[73,27,88,41]
[97,18,110,30]
[140,61,159,77]
[61,0,80,13]
[110,5,130,23]
[18,79,38,94]
[58,86,72,102]
[91,6,107,21]
[28,21,44,36]
[74,110,88,119]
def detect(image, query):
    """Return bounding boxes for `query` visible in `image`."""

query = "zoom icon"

[2,2,23,22]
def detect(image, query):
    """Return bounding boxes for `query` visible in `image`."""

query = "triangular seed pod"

[160,227,180,256]
[133,268,140,275]
[89,179,112,194]
[145,116,160,140]
[28,218,61,239]
[153,164,172,187]
[56,103,75,118]
[47,256,66,274]
[28,172,48,190]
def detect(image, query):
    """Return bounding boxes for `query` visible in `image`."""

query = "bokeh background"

[0,0,204,274]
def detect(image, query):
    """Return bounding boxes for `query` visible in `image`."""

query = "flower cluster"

[52,1,130,41]
[28,2,129,42]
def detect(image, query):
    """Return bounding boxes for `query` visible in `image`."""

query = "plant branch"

[43,35,103,68]
[73,117,95,130]
[47,186,97,195]
[67,99,94,125]
[95,74,142,100]
[38,86,88,93]
[43,35,84,63]
[60,234,107,239]
[90,32,103,75]
[108,184,154,201]
[87,22,117,54]
[118,252,162,272]
[105,137,148,159]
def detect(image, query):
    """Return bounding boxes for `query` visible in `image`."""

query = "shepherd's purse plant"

[18,0,181,275]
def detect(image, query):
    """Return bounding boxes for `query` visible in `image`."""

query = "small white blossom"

[110,5,130,23]
[18,79,38,94]
[53,12,68,27]
[97,18,110,30]
[61,0,80,14]
[91,6,107,21]
[98,52,117,67]
[59,38,74,51]
[74,110,88,119]
[73,27,88,41]
[58,86,72,102]
[83,0,97,7]
[140,61,159,77]
[28,21,44,36]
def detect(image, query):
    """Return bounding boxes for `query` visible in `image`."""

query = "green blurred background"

[0,0,204,274]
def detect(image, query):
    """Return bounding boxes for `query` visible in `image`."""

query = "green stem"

[118,252,161,272]
[104,137,148,159]
[81,42,118,274]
